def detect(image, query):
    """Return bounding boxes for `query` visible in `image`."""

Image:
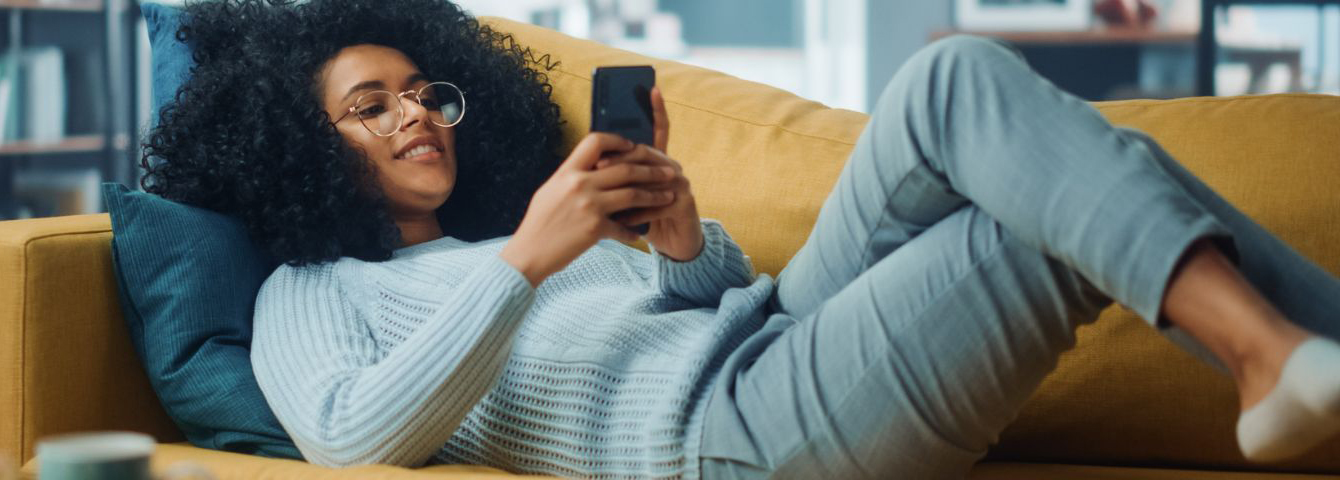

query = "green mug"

[35,431,213,480]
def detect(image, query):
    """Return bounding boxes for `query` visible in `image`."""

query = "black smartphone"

[591,65,656,235]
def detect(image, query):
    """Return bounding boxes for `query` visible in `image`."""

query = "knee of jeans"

[886,34,1026,107]
[918,34,1024,70]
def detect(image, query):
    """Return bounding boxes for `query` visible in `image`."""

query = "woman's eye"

[420,98,441,108]
[359,105,386,116]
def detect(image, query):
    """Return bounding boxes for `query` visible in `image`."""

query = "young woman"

[141,0,1340,477]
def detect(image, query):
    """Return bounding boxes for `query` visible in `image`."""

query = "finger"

[612,204,676,226]
[566,132,635,171]
[589,163,677,190]
[596,186,676,213]
[601,145,679,172]
[651,86,670,153]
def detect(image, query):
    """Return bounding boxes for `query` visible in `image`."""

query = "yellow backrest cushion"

[482,17,867,276]
[992,95,1340,472]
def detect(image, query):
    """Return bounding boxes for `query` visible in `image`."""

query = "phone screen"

[591,66,655,146]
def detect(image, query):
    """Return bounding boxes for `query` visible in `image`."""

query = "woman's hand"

[500,132,679,287]
[598,86,704,262]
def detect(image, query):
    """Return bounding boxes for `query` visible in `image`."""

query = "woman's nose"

[398,93,428,130]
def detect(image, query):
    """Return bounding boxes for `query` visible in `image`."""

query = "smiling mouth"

[396,144,444,160]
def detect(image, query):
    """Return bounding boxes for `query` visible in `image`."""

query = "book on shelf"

[35,0,97,7]
[0,45,68,144]
[0,49,17,143]
[65,48,106,135]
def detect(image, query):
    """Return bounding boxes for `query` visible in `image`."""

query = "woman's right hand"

[500,132,680,287]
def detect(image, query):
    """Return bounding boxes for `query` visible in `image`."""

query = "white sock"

[1236,336,1340,462]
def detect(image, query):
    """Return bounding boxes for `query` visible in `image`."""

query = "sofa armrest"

[0,213,183,467]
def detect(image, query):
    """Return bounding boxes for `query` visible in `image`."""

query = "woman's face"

[319,44,457,219]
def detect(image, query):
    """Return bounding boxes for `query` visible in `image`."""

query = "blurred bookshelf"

[0,0,103,11]
[931,28,1303,100]
[0,0,140,220]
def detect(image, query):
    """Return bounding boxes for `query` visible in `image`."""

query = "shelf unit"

[1198,0,1340,95]
[0,0,140,220]
[931,28,1303,100]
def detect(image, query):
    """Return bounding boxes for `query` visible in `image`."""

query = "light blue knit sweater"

[250,219,775,478]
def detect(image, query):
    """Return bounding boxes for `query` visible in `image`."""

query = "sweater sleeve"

[250,254,535,468]
[650,218,757,306]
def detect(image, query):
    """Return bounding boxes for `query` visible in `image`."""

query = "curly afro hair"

[140,0,564,267]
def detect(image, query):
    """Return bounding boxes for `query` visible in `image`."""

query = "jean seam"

[857,163,927,269]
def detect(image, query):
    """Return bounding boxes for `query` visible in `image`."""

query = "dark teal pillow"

[118,2,299,458]
[103,182,299,459]
[142,2,193,128]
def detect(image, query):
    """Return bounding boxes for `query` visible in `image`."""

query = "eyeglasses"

[334,81,465,136]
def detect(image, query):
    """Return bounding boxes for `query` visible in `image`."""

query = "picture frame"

[955,0,1093,31]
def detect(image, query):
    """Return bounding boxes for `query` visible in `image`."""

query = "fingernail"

[660,166,674,176]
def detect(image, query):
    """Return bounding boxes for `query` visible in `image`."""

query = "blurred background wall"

[1,0,1336,220]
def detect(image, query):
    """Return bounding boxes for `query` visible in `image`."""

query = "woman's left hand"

[596,86,704,262]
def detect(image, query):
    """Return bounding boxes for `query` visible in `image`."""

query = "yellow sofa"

[5,16,1340,479]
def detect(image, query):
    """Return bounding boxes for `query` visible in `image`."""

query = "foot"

[1236,334,1340,462]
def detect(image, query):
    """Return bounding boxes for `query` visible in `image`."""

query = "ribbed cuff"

[652,219,756,306]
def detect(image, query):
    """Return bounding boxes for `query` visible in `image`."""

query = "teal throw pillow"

[103,182,300,459]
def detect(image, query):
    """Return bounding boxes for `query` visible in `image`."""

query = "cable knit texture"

[251,219,774,478]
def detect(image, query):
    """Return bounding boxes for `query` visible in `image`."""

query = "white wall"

[865,0,953,112]
[804,0,868,112]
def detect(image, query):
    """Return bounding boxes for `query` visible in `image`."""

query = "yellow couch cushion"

[987,94,1340,472]
[482,17,868,277]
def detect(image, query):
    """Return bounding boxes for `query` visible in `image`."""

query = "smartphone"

[591,65,656,235]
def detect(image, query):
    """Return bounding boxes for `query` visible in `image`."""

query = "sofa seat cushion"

[23,445,1338,479]
[970,462,1340,479]
[23,443,555,479]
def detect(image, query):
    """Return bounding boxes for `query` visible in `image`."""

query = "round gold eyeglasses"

[334,81,465,137]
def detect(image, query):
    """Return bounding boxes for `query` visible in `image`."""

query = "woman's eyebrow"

[341,72,429,102]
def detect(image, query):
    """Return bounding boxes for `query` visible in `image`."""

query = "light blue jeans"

[696,35,1340,479]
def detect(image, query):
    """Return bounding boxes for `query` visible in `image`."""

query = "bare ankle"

[1234,317,1315,409]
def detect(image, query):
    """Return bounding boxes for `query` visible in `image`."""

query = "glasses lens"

[421,82,464,127]
[355,91,401,136]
